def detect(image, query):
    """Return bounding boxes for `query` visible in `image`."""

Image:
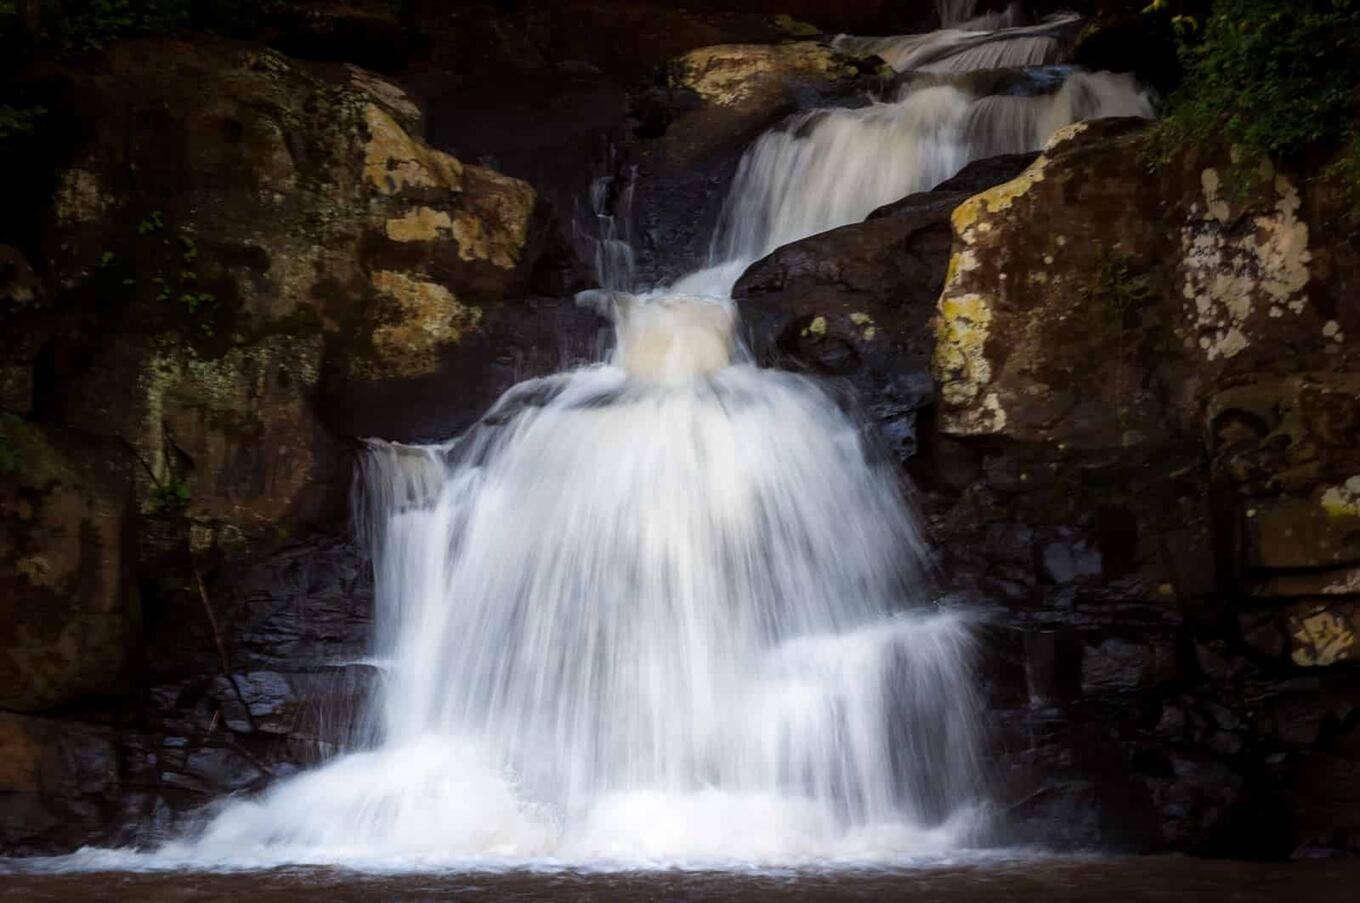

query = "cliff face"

[0,33,603,851]
[1,1,1357,860]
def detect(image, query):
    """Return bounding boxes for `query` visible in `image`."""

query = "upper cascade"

[833,6,1079,74]
[674,68,1153,299]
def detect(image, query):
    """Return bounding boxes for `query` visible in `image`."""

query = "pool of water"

[2,855,1356,901]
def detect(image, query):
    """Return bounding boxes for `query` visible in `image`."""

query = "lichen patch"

[385,207,453,242]
[362,105,463,195]
[367,270,481,378]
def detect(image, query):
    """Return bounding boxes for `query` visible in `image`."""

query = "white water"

[36,5,1159,873]
[833,7,1071,74]
[675,68,1152,297]
[134,290,985,868]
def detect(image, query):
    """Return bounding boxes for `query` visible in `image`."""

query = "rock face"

[926,120,1359,857]
[0,422,132,713]
[0,35,591,850]
[734,153,1037,461]
[625,41,885,284]
[744,115,1360,856]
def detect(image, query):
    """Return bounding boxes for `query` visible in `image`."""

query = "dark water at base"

[2,857,1357,902]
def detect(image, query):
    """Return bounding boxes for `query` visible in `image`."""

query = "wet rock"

[163,745,266,795]
[667,42,865,112]
[0,713,119,851]
[1081,637,1163,694]
[733,152,1038,462]
[1041,533,1102,584]
[210,665,376,744]
[0,422,134,711]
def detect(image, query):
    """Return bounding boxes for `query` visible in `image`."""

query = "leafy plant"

[137,210,165,235]
[148,477,190,513]
[116,216,221,340]
[1154,0,1360,198]
[55,0,191,52]
[0,104,45,142]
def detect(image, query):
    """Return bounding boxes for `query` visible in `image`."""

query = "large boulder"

[1,36,597,565]
[733,153,1038,460]
[925,118,1360,855]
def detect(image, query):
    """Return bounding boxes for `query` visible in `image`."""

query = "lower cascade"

[106,6,1149,871]
[156,295,984,867]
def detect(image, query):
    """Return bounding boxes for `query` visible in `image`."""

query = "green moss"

[0,104,45,141]
[1082,252,1154,324]
[104,213,223,344]
[147,477,190,514]
[772,14,819,37]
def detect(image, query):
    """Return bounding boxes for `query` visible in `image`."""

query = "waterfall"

[935,0,981,27]
[834,6,1073,74]
[132,4,1156,870]
[573,158,638,292]
[161,296,983,866]
[675,69,1152,298]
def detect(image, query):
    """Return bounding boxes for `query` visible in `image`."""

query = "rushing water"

[674,68,1151,297]
[833,6,1075,74]
[9,2,1170,881]
[133,287,985,868]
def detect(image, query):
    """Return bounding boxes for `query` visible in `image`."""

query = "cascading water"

[675,68,1152,297]
[149,291,984,867]
[84,4,1153,871]
[834,6,1069,74]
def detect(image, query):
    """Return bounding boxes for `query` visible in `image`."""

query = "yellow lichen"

[385,207,453,242]
[933,293,994,414]
[951,155,1050,237]
[1290,606,1357,667]
[800,315,828,338]
[673,43,853,107]
[363,105,463,195]
[368,270,481,377]
[1320,477,1360,518]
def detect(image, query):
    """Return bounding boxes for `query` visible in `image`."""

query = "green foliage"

[48,0,191,52]
[0,104,45,142]
[147,477,190,513]
[136,210,165,235]
[1155,0,1360,194]
[2,1,312,55]
[108,214,220,341]
[772,14,819,37]
[0,413,22,475]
